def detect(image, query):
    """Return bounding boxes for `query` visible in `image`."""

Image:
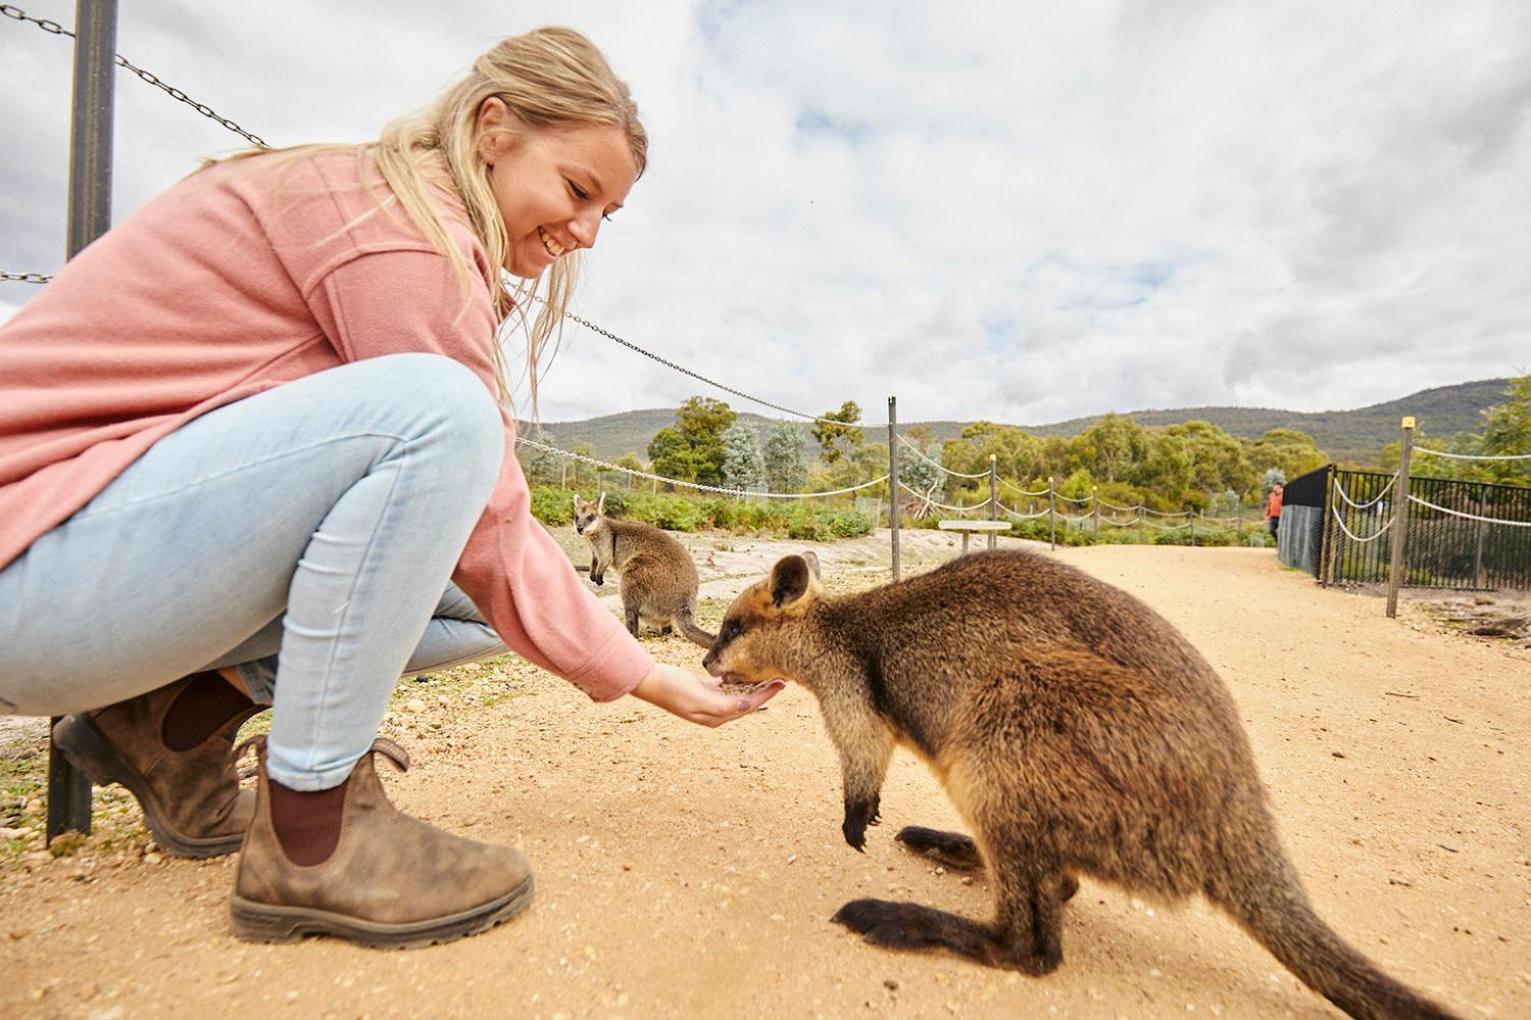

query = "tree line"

[519,374,1530,511]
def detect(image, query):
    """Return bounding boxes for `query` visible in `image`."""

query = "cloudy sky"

[3,1,1528,427]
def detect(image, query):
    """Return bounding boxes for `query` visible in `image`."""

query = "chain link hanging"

[1,3,268,148]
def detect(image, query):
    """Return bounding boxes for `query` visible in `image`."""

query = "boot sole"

[229,874,535,949]
[51,713,245,859]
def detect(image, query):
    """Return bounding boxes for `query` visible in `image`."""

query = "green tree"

[898,435,945,503]
[763,422,807,493]
[1161,420,1254,501]
[812,401,864,465]
[572,440,597,491]
[721,423,765,492]
[1134,432,1192,508]
[1480,373,1531,485]
[1076,414,1149,484]
[613,451,645,490]
[647,397,736,485]
[1249,428,1328,491]
[521,429,563,486]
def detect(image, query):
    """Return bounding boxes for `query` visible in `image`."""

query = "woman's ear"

[476,97,513,164]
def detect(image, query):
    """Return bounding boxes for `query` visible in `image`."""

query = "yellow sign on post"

[1401,416,1415,429]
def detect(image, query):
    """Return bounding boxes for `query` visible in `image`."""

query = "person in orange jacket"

[1264,482,1285,541]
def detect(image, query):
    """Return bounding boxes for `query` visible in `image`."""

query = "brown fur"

[703,549,1456,1020]
[574,494,714,647]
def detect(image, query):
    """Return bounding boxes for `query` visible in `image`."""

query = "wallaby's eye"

[719,619,742,644]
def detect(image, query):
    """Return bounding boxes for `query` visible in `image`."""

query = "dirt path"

[2,532,1527,1019]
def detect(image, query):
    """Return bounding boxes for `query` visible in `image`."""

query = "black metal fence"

[1299,465,1531,590]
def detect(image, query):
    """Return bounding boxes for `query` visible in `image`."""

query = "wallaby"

[702,549,1455,1020]
[573,493,715,647]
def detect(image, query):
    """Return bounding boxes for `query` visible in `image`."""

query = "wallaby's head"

[573,492,607,535]
[703,552,822,683]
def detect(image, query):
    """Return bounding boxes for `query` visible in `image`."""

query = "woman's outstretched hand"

[631,662,784,727]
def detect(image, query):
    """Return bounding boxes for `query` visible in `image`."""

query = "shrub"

[530,487,576,526]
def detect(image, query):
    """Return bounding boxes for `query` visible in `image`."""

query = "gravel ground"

[1,530,1526,1019]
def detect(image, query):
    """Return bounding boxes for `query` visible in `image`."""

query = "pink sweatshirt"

[0,149,653,701]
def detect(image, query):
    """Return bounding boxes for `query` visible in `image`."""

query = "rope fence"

[517,435,887,500]
[1413,445,1531,462]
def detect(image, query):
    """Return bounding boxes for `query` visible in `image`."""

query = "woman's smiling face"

[476,98,639,278]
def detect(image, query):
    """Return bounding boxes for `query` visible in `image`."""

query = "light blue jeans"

[0,354,509,790]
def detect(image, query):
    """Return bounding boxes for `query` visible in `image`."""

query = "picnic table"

[937,518,1011,555]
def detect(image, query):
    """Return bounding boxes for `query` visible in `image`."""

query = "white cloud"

[3,0,1527,428]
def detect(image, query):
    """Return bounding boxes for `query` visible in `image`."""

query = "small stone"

[883,979,899,991]
[404,699,426,714]
[0,826,27,839]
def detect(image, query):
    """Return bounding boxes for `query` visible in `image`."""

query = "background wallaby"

[573,493,715,647]
[702,549,1455,1020]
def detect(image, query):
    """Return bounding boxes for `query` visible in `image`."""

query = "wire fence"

[1314,466,1531,590]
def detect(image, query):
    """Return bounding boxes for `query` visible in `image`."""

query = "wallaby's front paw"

[842,796,878,851]
[590,573,604,586]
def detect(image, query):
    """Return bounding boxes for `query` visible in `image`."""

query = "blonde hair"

[207,26,647,418]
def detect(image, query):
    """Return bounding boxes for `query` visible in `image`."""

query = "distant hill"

[525,378,1514,469]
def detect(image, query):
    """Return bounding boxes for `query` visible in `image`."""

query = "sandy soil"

[1,529,1527,1019]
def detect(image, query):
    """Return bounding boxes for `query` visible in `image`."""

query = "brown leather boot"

[230,737,534,948]
[51,672,262,858]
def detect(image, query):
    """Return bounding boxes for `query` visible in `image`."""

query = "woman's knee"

[359,354,505,482]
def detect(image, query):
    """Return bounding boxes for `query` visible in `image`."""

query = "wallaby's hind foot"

[831,898,1061,975]
[895,826,984,871]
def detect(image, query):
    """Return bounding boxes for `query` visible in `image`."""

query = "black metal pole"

[48,0,118,845]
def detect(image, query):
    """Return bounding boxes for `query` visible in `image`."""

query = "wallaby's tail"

[676,608,715,649]
[1208,842,1456,1019]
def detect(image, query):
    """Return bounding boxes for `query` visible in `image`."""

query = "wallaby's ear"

[572,494,580,513]
[597,491,606,515]
[801,550,821,580]
[769,555,813,609]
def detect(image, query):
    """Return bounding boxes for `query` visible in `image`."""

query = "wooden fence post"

[888,396,900,582]
[1092,486,1099,534]
[1473,485,1487,589]
[1189,508,1196,547]
[1048,477,1056,551]
[987,454,998,552]
[1385,417,1415,618]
